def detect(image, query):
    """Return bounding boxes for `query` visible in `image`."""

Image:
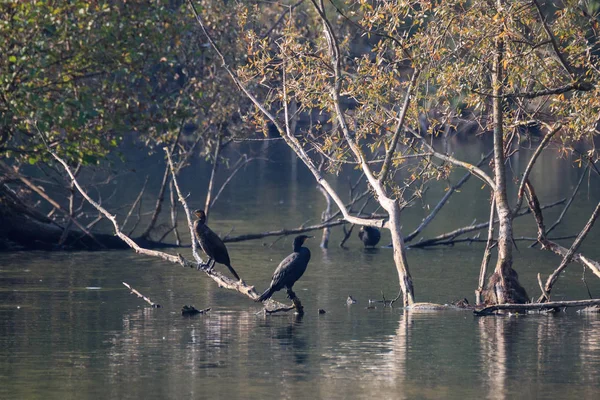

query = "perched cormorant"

[358,226,381,248]
[256,235,312,302]
[193,210,240,281]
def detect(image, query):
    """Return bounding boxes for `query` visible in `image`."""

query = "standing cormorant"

[193,210,240,281]
[358,226,381,248]
[256,235,312,302]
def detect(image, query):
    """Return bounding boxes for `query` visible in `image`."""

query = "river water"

[1,138,600,399]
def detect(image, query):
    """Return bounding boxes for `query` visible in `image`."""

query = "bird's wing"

[195,225,230,263]
[270,252,300,288]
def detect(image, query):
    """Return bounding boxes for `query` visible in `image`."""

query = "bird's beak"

[306,235,314,239]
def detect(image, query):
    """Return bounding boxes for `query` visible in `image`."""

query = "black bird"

[358,226,381,248]
[256,235,312,302]
[193,210,240,281]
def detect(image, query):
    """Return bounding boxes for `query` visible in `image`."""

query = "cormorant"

[358,226,381,248]
[193,210,240,281]
[256,235,312,302]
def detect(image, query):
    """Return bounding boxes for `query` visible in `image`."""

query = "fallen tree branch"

[223,219,347,243]
[39,135,288,309]
[123,282,161,308]
[261,288,304,315]
[474,298,600,316]
[0,160,105,248]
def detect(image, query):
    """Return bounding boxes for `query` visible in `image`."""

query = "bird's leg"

[286,288,296,300]
[286,288,304,315]
[207,258,216,272]
[198,258,213,271]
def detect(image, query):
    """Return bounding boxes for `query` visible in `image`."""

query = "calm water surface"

[1,140,600,399]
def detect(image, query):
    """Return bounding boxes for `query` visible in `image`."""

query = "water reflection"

[2,138,600,399]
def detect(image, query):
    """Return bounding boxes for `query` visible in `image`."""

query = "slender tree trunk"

[492,33,513,303]
[483,16,528,304]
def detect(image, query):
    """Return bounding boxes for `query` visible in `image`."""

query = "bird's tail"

[256,287,274,302]
[226,264,241,281]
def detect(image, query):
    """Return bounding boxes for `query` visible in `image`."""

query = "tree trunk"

[386,199,415,306]
[483,21,529,305]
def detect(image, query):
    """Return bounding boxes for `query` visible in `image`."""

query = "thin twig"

[123,282,161,308]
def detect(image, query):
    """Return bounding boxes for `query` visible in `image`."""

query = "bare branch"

[379,69,420,183]
[407,128,496,189]
[524,181,600,293]
[123,282,161,308]
[405,150,493,242]
[204,133,222,221]
[472,81,594,99]
[530,165,589,247]
[122,175,149,232]
[538,200,600,302]
[223,219,346,243]
[408,198,565,249]
[210,156,264,208]
[514,124,561,213]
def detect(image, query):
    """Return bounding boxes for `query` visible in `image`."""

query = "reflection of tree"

[317,311,411,399]
[579,314,600,394]
[478,317,508,400]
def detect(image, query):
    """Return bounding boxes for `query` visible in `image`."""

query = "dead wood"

[38,140,288,310]
[123,282,161,308]
[222,219,347,243]
[140,163,170,240]
[261,288,304,315]
[1,160,104,248]
[474,299,600,316]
